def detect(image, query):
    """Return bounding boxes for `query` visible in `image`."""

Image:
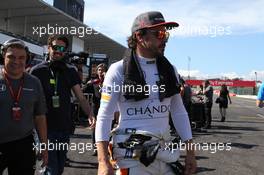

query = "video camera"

[65,51,89,65]
[48,51,89,72]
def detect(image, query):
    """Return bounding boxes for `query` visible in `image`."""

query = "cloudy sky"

[45,0,264,81]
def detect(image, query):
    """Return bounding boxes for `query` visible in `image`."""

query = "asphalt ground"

[3,96,264,175]
[190,96,264,175]
[64,96,264,175]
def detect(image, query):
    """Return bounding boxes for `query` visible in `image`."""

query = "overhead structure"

[0,0,127,63]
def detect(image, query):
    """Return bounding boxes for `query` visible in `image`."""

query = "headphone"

[0,39,31,65]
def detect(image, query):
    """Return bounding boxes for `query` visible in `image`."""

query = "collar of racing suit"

[122,49,180,102]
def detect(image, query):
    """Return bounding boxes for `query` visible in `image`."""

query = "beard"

[142,40,166,58]
[152,44,166,57]
[49,58,67,73]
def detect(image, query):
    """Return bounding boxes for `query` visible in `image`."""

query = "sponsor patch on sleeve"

[100,85,113,106]
[101,93,111,102]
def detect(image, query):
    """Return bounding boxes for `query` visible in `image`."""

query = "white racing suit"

[95,56,193,175]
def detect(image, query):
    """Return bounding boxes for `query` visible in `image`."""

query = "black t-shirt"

[83,79,102,116]
[30,61,81,133]
[220,89,229,101]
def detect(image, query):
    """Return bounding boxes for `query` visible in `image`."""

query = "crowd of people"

[180,79,233,130]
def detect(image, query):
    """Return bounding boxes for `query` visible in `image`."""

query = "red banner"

[186,80,256,87]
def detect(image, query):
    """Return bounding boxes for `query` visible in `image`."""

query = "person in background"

[197,84,203,95]
[218,84,232,122]
[180,78,192,118]
[86,63,107,156]
[203,80,213,129]
[256,82,264,108]
[30,35,95,175]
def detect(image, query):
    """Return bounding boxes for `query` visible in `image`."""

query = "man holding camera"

[30,35,95,175]
[0,39,48,175]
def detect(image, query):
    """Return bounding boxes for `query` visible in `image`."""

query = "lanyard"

[3,70,24,104]
[50,69,59,95]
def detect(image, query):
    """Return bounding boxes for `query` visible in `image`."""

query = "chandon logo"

[126,105,170,117]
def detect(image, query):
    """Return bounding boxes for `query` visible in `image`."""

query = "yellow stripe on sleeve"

[101,93,111,102]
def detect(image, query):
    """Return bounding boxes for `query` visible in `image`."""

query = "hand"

[86,80,93,85]
[41,149,48,167]
[184,151,197,175]
[98,161,114,175]
[88,116,96,129]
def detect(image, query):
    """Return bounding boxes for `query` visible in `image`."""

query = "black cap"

[131,11,179,33]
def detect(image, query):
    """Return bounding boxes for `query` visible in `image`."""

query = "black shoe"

[221,117,225,122]
[65,158,70,167]
[92,151,97,156]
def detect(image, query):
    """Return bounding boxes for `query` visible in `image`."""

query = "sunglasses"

[51,45,66,52]
[148,30,170,40]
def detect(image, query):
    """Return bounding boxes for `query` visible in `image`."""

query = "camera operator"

[30,35,95,175]
[67,52,89,82]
